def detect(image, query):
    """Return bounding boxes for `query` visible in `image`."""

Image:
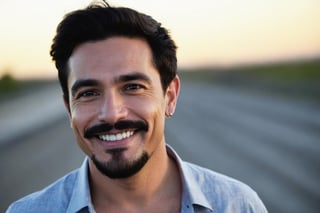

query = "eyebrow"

[116,72,152,84]
[71,79,99,97]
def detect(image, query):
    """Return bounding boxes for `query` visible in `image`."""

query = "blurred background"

[0,0,319,212]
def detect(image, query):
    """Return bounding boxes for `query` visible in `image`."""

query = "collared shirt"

[6,145,267,213]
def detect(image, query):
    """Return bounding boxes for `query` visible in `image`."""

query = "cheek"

[70,108,87,130]
[134,96,166,136]
[128,95,165,120]
[69,106,98,154]
[70,102,98,127]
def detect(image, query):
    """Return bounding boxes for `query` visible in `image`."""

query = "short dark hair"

[50,1,177,105]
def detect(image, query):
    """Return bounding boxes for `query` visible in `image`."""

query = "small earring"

[166,112,173,118]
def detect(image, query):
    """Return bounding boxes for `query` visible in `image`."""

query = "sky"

[0,0,319,79]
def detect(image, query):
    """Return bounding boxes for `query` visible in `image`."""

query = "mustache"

[84,120,148,139]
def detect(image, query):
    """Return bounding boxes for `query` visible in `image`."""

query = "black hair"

[50,1,177,105]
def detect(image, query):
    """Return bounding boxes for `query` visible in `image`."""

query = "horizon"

[2,56,317,81]
[1,0,320,79]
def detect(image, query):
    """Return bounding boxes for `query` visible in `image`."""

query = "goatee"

[91,149,149,179]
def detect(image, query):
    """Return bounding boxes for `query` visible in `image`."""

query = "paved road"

[166,81,320,213]
[0,82,65,145]
[1,80,319,212]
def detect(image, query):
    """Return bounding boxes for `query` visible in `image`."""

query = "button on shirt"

[7,145,268,212]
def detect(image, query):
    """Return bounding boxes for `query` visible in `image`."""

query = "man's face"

[66,37,179,179]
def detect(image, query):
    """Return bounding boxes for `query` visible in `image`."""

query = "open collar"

[66,145,213,212]
[166,145,213,212]
[67,158,94,213]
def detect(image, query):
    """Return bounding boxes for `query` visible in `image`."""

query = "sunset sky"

[1,0,319,79]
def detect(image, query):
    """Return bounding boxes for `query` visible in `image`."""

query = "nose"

[98,90,127,123]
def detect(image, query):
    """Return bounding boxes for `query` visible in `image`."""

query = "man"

[7,1,267,212]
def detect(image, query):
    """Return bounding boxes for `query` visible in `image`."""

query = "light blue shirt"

[7,145,267,212]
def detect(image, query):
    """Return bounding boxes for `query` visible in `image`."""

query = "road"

[1,80,319,212]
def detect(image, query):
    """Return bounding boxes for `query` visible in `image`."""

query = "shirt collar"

[166,145,214,212]
[66,145,213,212]
[67,158,93,213]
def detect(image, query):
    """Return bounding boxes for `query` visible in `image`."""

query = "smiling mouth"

[97,130,135,142]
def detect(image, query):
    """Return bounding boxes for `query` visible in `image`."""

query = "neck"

[88,144,182,211]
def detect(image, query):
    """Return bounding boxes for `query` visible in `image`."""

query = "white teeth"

[98,131,134,141]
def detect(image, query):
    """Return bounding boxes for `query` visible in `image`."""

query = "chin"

[91,150,149,179]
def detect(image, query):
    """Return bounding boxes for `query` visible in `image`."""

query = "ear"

[165,75,180,117]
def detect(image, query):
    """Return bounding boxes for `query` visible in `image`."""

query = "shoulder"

[183,161,252,192]
[181,161,268,212]
[6,170,78,213]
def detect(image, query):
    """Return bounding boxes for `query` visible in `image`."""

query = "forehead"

[67,37,159,84]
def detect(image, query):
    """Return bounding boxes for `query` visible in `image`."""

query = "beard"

[85,119,150,179]
[91,149,149,179]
